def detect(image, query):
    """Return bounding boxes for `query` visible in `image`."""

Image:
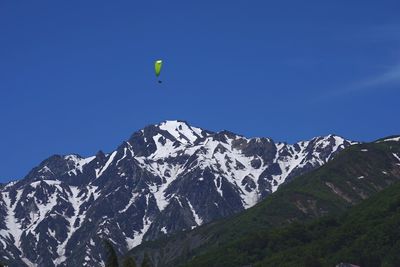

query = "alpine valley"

[0,120,354,266]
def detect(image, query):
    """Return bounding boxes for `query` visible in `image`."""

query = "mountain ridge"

[128,139,400,267]
[0,120,353,266]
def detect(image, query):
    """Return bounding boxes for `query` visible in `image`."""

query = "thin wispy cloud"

[314,23,400,101]
[349,64,400,91]
[316,64,400,101]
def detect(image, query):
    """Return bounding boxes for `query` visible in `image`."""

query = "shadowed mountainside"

[127,138,400,267]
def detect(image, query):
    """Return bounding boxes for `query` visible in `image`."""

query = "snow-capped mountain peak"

[0,121,354,267]
[157,120,206,144]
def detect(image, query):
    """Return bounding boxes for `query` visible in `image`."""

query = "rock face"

[0,120,352,267]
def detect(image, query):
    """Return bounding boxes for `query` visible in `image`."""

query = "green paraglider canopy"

[154,60,162,77]
[154,60,163,83]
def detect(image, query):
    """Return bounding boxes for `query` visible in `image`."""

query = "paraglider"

[154,59,163,83]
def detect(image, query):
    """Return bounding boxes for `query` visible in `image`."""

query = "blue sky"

[1,0,399,182]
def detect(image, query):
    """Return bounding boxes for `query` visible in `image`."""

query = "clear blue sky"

[1,0,400,182]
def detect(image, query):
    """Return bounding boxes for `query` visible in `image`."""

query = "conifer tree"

[122,256,137,267]
[141,253,152,267]
[104,240,119,267]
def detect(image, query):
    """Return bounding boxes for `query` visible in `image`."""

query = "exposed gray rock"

[0,120,352,266]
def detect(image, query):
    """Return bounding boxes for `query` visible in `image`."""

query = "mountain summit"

[0,120,352,266]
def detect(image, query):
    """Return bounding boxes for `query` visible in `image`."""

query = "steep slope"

[246,179,400,267]
[0,120,351,267]
[127,138,400,267]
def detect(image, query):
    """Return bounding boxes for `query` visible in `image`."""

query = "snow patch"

[55,185,96,265]
[158,120,201,144]
[118,192,139,213]
[393,153,400,162]
[29,180,61,188]
[148,164,185,211]
[187,199,203,226]
[151,134,179,158]
[126,216,152,249]
[116,147,128,166]
[65,155,95,175]
[21,257,37,267]
[96,151,117,178]
[378,136,400,143]
[1,190,23,248]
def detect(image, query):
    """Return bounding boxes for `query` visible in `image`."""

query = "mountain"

[0,120,352,267]
[127,138,400,267]
[240,177,400,267]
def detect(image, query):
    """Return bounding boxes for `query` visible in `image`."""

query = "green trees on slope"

[127,142,400,267]
[141,253,152,267]
[104,240,149,267]
[122,256,137,267]
[108,141,400,267]
[183,181,400,267]
[104,240,119,267]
